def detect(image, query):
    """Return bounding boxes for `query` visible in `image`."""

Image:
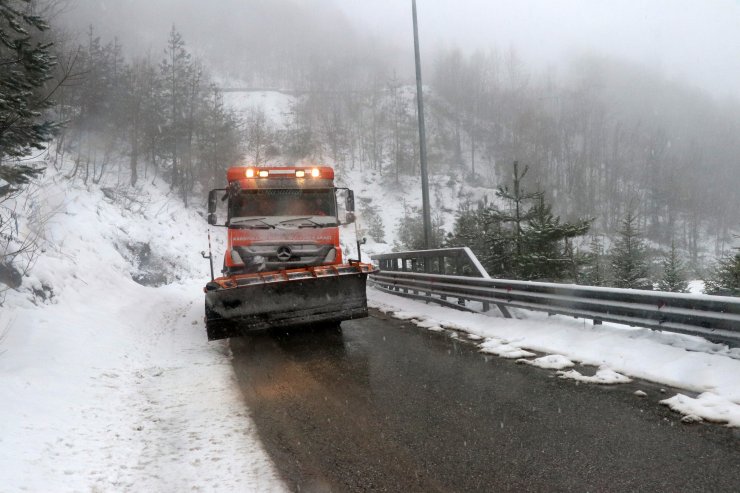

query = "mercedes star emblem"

[276,245,292,261]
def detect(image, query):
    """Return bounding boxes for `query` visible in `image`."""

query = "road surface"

[231,309,740,492]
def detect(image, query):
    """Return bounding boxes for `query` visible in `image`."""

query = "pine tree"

[197,88,242,189]
[445,200,486,251]
[477,204,511,276]
[495,160,541,272]
[359,200,385,243]
[160,25,192,194]
[492,160,591,280]
[394,205,444,251]
[704,247,740,297]
[445,199,511,276]
[137,55,167,180]
[658,241,688,293]
[610,210,652,289]
[0,0,59,195]
[447,180,591,281]
[519,194,591,281]
[581,236,607,286]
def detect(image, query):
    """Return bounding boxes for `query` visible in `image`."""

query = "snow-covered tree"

[160,25,192,193]
[518,194,591,281]
[704,247,740,297]
[446,164,591,281]
[197,88,242,189]
[0,0,59,196]
[359,199,385,243]
[495,160,541,265]
[657,241,688,293]
[581,236,607,286]
[445,200,487,250]
[610,210,652,289]
[394,204,444,251]
[445,199,511,276]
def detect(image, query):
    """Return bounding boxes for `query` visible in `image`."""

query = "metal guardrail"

[372,248,511,317]
[370,249,740,347]
[372,247,489,277]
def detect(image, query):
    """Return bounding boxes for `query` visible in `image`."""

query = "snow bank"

[516,354,575,370]
[557,368,632,384]
[661,393,740,427]
[369,287,740,427]
[0,176,285,491]
[480,339,535,359]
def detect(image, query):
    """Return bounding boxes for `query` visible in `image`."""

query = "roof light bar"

[295,170,306,178]
[311,168,320,178]
[245,168,255,178]
[258,170,269,178]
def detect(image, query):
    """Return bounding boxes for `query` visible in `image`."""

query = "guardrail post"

[440,254,447,300]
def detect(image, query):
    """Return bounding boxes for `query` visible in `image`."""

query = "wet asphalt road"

[230,310,740,493]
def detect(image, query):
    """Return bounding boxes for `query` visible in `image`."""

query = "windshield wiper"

[278,217,326,228]
[229,217,276,229]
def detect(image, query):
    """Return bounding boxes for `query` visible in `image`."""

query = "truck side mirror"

[208,190,218,214]
[345,190,355,212]
[207,213,217,225]
[345,212,356,224]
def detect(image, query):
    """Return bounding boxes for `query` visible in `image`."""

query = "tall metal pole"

[412,0,433,250]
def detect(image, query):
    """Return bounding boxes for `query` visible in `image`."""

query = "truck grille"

[234,243,334,270]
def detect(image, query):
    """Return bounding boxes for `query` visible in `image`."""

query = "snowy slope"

[336,165,498,256]
[222,90,295,129]
[221,89,501,256]
[0,175,286,491]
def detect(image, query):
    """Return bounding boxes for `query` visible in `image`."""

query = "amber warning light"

[236,167,331,180]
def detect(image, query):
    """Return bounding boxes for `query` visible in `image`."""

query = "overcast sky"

[337,0,740,100]
[61,0,740,101]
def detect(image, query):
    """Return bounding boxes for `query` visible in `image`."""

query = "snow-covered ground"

[222,90,295,129]
[4,87,733,490]
[0,176,286,491]
[368,288,740,427]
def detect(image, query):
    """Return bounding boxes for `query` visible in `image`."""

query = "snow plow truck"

[203,165,375,340]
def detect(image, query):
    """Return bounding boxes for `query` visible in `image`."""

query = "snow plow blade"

[204,264,374,341]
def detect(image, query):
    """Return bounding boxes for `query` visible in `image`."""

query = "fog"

[61,0,740,100]
[339,0,740,100]
[48,0,740,263]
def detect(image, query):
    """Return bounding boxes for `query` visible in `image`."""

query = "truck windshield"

[229,189,336,219]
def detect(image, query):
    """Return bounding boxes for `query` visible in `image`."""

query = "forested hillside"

[2,0,739,297]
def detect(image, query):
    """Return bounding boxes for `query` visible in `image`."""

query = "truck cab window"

[229,189,337,219]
